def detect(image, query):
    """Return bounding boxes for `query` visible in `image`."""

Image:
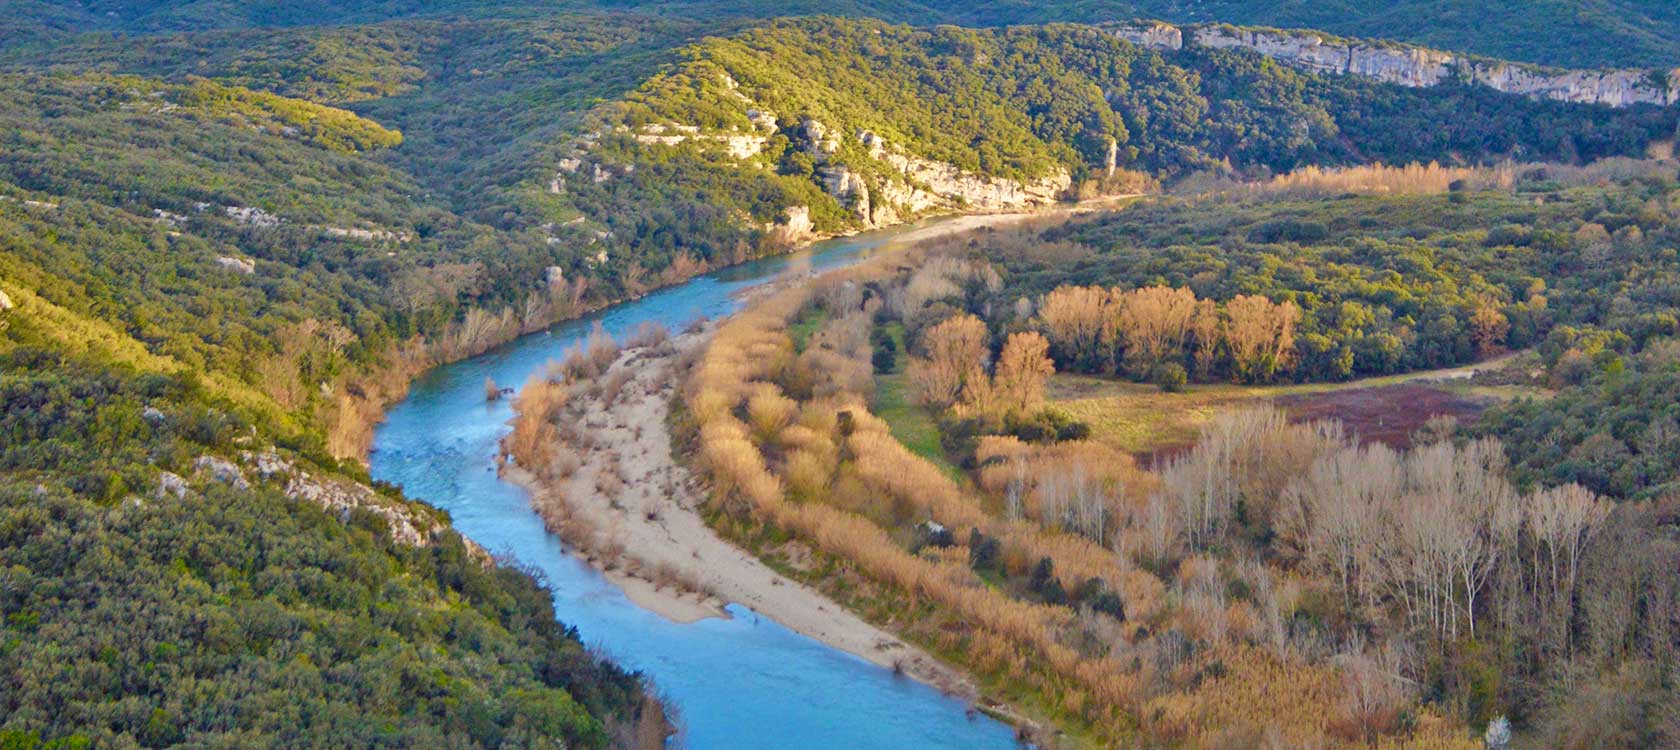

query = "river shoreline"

[366,200,1110,749]
[343,196,1139,463]
[498,327,984,699]
[492,203,1120,706]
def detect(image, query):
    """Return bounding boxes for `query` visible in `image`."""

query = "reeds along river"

[368,219,1019,750]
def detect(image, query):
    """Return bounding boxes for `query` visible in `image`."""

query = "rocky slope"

[558,105,1074,244]
[1115,21,1680,108]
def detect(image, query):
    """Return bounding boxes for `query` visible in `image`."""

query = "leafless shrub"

[601,368,634,407]
[626,321,670,350]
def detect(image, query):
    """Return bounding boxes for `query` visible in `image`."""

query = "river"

[368,220,1019,750]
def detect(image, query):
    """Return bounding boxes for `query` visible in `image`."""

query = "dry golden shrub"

[906,313,988,409]
[775,423,823,451]
[624,320,671,349]
[1038,284,1119,360]
[1179,161,1501,201]
[1143,646,1345,747]
[745,383,799,445]
[506,376,568,475]
[984,331,1055,414]
[785,446,838,500]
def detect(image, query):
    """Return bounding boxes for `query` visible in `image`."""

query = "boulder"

[156,472,190,500]
[194,455,250,490]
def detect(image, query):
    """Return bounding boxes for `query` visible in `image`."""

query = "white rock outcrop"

[1113,21,1680,108]
[248,450,448,549]
[633,126,770,159]
[322,226,410,242]
[766,205,816,245]
[155,472,190,500]
[224,206,280,227]
[881,151,1071,211]
[802,123,1068,228]
[747,108,779,131]
[1114,21,1183,51]
[215,256,256,274]
[194,455,250,490]
[799,118,841,157]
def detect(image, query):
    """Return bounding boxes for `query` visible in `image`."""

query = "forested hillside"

[946,0,1680,68]
[20,13,1669,328]
[0,71,668,748]
[9,0,1680,68]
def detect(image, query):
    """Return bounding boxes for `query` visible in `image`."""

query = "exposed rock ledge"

[1114,21,1680,108]
[151,449,480,557]
[809,125,1071,231]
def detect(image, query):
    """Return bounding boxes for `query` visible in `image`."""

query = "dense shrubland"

[6,14,1672,419]
[0,349,666,749]
[896,163,1680,396]
[0,33,677,750]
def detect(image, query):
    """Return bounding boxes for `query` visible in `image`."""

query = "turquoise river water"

[368,220,1019,750]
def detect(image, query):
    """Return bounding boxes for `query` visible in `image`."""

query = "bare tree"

[906,313,987,409]
[1523,482,1609,653]
[1037,285,1118,367]
[1281,444,1401,614]
[988,331,1055,414]
[1225,294,1301,383]
[1115,285,1200,375]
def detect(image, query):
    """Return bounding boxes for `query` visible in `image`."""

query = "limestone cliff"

[572,106,1071,242]
[1114,22,1680,108]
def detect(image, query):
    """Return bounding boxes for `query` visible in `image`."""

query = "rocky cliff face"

[800,124,1068,229]
[1114,22,1680,108]
[593,108,1071,238]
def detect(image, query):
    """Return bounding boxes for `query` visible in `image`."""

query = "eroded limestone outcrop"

[1114,21,1680,108]
[248,450,469,552]
[559,79,1076,244]
[215,255,256,274]
[766,205,816,245]
[800,123,1069,229]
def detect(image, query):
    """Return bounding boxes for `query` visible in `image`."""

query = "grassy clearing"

[871,323,965,478]
[1053,351,1549,456]
[788,307,827,353]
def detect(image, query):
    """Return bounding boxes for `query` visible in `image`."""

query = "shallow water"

[369,221,1018,750]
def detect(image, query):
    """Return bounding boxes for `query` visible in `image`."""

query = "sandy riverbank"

[501,329,981,696]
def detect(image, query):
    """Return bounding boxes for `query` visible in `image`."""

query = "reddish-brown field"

[1275,383,1490,449]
